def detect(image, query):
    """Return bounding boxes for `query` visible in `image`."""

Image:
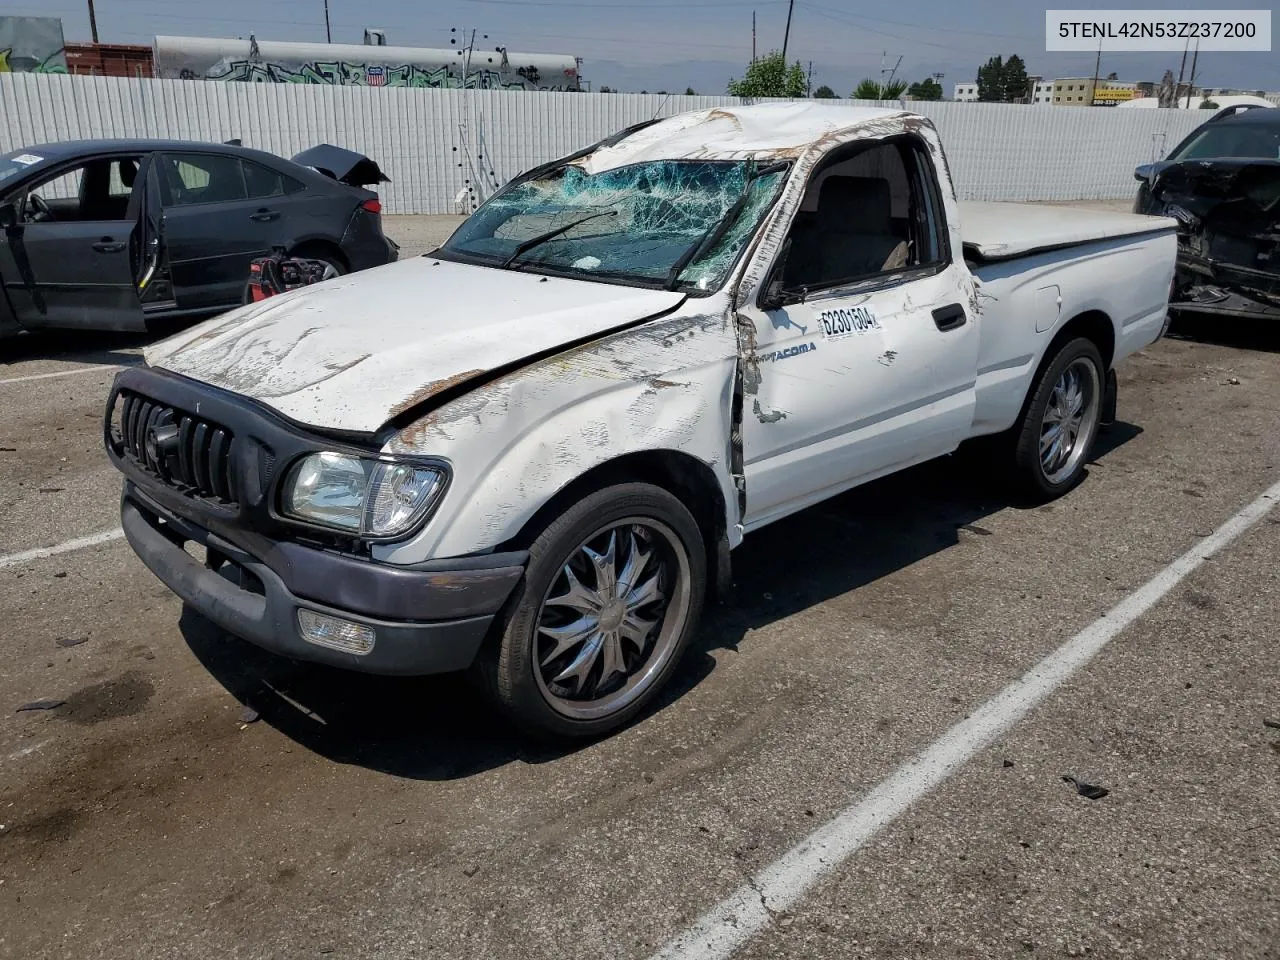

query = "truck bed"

[959,201,1177,263]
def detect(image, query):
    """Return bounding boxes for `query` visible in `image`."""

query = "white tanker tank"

[152,35,581,91]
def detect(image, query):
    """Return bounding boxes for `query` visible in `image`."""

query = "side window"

[26,167,85,211]
[243,160,285,199]
[20,156,141,223]
[779,138,946,291]
[107,159,140,198]
[162,154,247,206]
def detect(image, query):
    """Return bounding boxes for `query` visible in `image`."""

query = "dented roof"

[575,103,912,173]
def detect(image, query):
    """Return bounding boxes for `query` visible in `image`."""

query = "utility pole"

[806,59,813,96]
[1184,40,1199,107]
[752,10,756,62]
[1175,38,1189,104]
[781,0,794,63]
[1090,40,1101,106]
[86,0,99,43]
[323,0,332,43]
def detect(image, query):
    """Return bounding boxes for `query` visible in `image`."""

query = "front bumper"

[122,483,525,676]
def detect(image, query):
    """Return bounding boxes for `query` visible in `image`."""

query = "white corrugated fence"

[1,73,1206,215]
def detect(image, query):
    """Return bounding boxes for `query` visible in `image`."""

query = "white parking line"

[0,365,120,386]
[0,528,126,571]
[652,477,1280,960]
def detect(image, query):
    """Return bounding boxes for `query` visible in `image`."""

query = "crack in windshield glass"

[439,159,788,294]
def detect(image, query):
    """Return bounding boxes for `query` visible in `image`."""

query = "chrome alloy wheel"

[533,518,692,721]
[1039,357,1101,485]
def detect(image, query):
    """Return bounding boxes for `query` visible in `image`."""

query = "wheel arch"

[499,449,733,601]
[287,238,349,270]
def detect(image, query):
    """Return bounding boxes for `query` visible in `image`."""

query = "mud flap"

[1102,368,1117,425]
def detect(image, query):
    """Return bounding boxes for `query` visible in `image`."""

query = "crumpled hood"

[1151,158,1280,218]
[145,257,686,433]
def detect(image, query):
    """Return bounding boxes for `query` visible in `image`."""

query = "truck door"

[0,154,154,332]
[735,135,980,529]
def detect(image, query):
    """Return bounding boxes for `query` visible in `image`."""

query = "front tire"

[482,483,707,740]
[1011,338,1105,500]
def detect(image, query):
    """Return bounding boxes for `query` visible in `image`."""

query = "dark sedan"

[0,139,398,339]
[1133,108,1279,321]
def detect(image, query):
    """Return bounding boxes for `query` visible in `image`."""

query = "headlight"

[282,452,447,539]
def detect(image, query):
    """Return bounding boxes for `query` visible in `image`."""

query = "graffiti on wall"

[187,58,565,90]
[0,16,68,73]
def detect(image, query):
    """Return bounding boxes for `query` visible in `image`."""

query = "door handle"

[250,209,280,222]
[932,303,967,332]
[92,239,126,253]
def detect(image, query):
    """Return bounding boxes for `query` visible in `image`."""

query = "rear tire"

[481,482,707,741]
[1010,337,1105,501]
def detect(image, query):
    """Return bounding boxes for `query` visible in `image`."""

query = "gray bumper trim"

[122,493,510,676]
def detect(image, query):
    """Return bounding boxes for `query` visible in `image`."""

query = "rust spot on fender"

[388,369,489,420]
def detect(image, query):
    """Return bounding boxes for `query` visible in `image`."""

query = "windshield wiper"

[501,210,618,269]
[663,161,790,291]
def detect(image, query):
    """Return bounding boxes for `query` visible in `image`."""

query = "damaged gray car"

[1134,107,1280,321]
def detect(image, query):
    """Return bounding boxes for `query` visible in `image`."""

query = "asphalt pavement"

[0,213,1277,960]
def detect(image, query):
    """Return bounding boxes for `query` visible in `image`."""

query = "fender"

[372,304,742,564]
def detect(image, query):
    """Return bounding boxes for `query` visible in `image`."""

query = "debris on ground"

[17,699,65,712]
[238,705,261,725]
[1223,377,1241,386]
[53,572,67,579]
[55,636,88,648]
[1263,718,1280,730]
[1062,775,1109,800]
[1002,759,1015,768]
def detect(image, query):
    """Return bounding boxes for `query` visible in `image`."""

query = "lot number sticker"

[10,154,43,166]
[818,305,880,340]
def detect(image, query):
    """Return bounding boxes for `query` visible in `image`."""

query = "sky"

[18,0,1280,96]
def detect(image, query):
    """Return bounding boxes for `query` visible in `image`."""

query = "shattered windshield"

[1172,123,1280,161]
[438,159,789,294]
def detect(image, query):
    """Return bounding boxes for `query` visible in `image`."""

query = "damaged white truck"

[105,104,1178,738]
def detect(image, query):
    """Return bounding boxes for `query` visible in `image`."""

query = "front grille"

[119,390,239,506]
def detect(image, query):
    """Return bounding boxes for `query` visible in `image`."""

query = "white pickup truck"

[105,104,1178,738]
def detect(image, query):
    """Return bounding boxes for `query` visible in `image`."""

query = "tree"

[813,84,837,99]
[1106,71,1118,80]
[906,77,943,100]
[685,86,697,95]
[1003,54,1029,102]
[1200,98,1219,109]
[727,50,807,98]
[853,78,907,100]
[976,53,1030,102]
[976,55,1005,101]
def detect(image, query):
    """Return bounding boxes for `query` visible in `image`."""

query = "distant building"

[953,77,1052,103]
[1051,77,1140,107]
[64,42,154,78]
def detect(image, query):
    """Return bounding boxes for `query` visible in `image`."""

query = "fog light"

[297,609,376,655]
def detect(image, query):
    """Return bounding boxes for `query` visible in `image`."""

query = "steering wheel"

[25,193,52,223]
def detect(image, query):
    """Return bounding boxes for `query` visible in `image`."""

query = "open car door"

[0,153,170,333]
[134,156,175,316]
